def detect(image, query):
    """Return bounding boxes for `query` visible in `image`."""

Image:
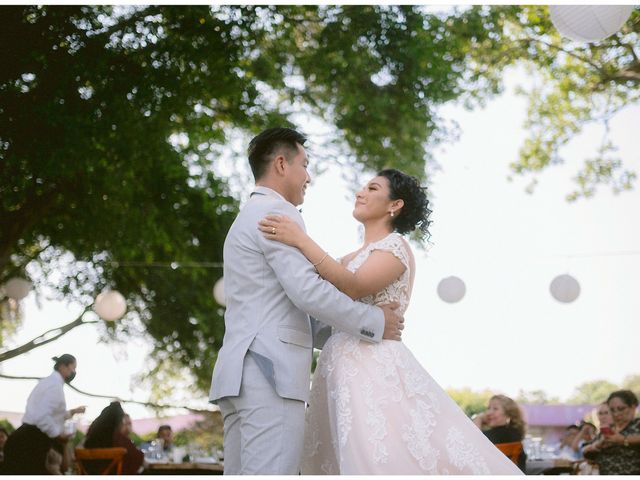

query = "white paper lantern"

[4,277,32,300]
[213,277,225,307]
[437,276,466,303]
[93,289,127,321]
[549,5,634,43]
[550,274,581,303]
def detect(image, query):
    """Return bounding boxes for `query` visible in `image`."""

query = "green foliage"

[567,379,619,405]
[171,412,223,451]
[0,418,16,434]
[471,6,640,200]
[516,388,560,405]
[0,5,514,395]
[2,5,638,399]
[71,429,86,448]
[446,387,493,417]
[622,374,640,400]
[129,431,146,447]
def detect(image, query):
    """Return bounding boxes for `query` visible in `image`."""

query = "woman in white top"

[2,354,85,474]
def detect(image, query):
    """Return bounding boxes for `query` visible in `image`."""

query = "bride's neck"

[362,220,393,246]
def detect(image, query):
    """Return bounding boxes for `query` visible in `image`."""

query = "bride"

[258,168,522,475]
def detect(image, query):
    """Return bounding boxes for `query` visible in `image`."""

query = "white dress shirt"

[22,371,70,438]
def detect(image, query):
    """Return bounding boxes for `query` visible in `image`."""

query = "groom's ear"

[273,154,288,176]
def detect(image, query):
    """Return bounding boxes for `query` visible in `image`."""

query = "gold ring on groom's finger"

[272,227,276,235]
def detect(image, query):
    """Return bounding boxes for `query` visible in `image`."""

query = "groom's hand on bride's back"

[380,302,404,341]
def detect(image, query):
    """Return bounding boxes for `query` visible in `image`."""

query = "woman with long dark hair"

[83,401,144,474]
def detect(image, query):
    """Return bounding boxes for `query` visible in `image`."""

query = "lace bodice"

[345,233,412,315]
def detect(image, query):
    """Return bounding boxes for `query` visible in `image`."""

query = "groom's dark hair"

[248,127,307,181]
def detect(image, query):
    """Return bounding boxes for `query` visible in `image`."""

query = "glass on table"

[531,437,542,460]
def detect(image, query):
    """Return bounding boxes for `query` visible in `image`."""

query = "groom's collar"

[250,186,286,202]
[250,186,303,213]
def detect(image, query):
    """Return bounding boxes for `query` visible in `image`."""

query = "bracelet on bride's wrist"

[313,252,329,268]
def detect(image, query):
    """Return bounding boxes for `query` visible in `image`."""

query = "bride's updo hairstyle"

[378,168,432,240]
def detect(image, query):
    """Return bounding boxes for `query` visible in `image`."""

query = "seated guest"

[573,404,613,474]
[83,401,144,474]
[119,413,134,439]
[157,425,174,452]
[473,394,527,472]
[553,424,581,460]
[583,389,640,475]
[571,422,597,460]
[595,401,614,431]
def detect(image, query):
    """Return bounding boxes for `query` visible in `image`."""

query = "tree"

[2,5,638,398]
[0,5,513,394]
[446,387,493,417]
[622,374,640,398]
[467,6,640,201]
[516,388,560,405]
[567,379,619,405]
[0,418,16,434]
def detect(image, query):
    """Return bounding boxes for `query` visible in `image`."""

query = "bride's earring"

[390,211,394,217]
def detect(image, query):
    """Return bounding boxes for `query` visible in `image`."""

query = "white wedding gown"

[301,233,523,475]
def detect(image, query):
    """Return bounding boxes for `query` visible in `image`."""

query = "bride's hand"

[258,215,306,248]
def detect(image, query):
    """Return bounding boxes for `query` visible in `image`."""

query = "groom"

[209,127,404,475]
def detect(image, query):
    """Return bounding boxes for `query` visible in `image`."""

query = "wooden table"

[525,458,574,475]
[143,461,223,475]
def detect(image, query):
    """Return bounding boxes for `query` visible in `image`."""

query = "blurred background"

[1,4,639,449]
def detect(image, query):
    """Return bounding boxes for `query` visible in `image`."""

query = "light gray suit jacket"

[209,186,384,404]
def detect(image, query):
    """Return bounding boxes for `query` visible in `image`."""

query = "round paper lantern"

[437,276,466,303]
[213,277,225,307]
[549,5,634,43]
[93,289,127,321]
[4,277,32,300]
[550,274,581,303]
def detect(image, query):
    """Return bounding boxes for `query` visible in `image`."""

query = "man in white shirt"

[2,354,85,474]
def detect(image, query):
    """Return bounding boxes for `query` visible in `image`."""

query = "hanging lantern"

[4,277,32,301]
[437,276,466,303]
[213,277,225,307]
[93,289,127,321]
[549,5,634,43]
[550,274,581,303]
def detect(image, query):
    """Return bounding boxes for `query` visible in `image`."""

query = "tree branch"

[606,70,640,84]
[0,306,95,363]
[0,243,52,285]
[615,35,639,64]
[0,373,216,413]
[530,38,605,72]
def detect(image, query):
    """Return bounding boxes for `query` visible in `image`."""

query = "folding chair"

[495,441,523,465]
[75,447,127,475]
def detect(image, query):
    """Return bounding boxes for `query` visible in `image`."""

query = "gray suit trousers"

[217,353,306,475]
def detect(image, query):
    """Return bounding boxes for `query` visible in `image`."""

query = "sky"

[303,66,640,401]
[1,65,639,425]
